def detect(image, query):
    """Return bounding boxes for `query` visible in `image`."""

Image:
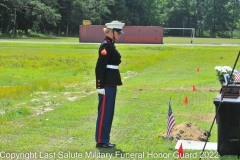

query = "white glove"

[96,88,105,94]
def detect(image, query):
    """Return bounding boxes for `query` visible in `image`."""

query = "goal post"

[163,28,195,43]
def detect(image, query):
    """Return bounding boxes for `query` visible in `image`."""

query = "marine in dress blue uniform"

[95,21,125,148]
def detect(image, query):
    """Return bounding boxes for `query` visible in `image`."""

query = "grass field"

[0,38,240,160]
[164,37,240,44]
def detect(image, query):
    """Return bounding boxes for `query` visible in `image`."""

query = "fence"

[79,25,163,44]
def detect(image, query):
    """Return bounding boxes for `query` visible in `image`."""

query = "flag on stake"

[192,85,197,92]
[184,96,188,105]
[234,72,240,82]
[197,67,200,72]
[178,143,184,158]
[166,101,175,136]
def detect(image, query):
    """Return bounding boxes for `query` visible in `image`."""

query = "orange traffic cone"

[193,85,197,92]
[197,67,200,72]
[184,96,188,105]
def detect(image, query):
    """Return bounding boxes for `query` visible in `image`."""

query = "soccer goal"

[163,28,195,43]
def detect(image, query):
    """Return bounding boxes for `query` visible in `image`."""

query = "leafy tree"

[6,0,33,36]
[67,0,85,35]
[0,0,240,38]
[194,0,205,37]
[226,0,240,38]
[204,0,232,37]
[57,0,74,36]
[0,0,12,34]
[165,0,195,36]
[83,0,115,24]
[107,0,126,24]
[151,0,168,26]
[124,0,143,25]
[29,0,61,33]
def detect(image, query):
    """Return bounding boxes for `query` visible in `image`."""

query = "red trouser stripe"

[98,94,106,143]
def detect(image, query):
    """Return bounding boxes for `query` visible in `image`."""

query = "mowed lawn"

[0,39,240,160]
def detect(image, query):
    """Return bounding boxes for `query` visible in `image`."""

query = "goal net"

[163,28,195,43]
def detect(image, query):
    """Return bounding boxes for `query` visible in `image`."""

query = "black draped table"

[214,94,240,156]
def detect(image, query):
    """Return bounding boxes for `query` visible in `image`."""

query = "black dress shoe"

[109,143,116,147]
[96,143,116,148]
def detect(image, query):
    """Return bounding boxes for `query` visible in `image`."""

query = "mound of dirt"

[160,122,210,142]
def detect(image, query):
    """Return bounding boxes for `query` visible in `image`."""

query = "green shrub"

[27,29,46,38]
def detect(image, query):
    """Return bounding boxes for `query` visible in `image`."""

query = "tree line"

[0,0,240,38]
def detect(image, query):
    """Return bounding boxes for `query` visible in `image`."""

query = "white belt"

[106,65,118,69]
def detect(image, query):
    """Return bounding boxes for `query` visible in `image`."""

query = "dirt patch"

[34,91,48,95]
[33,107,54,116]
[67,96,79,101]
[123,71,138,79]
[0,110,5,115]
[160,122,210,142]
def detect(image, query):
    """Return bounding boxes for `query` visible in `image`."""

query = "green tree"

[0,0,240,38]
[165,0,195,36]
[194,0,205,37]
[10,0,31,36]
[151,0,168,26]
[0,0,12,34]
[68,0,85,35]
[124,0,143,25]
[204,0,232,37]
[107,0,126,24]
[226,0,240,38]
[83,0,115,24]
[56,0,85,36]
[29,0,61,33]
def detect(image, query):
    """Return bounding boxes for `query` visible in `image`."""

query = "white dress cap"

[105,20,125,29]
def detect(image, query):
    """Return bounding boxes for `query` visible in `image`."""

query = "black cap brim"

[114,29,124,34]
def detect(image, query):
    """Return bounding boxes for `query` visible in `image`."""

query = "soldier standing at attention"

[95,20,125,148]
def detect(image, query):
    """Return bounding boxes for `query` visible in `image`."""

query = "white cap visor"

[105,21,125,30]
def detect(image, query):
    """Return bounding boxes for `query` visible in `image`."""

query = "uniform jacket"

[95,36,122,89]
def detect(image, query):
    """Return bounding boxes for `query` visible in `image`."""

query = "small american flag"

[234,72,240,83]
[166,101,175,136]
